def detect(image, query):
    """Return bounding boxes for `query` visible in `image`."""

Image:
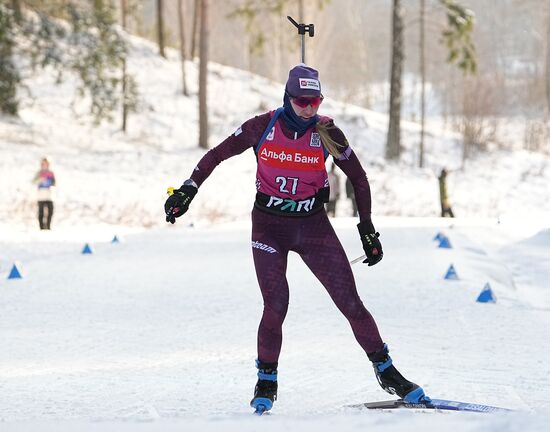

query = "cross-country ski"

[347,398,512,413]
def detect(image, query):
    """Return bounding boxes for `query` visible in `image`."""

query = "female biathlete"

[165,64,427,413]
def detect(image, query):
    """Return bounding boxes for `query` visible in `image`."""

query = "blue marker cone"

[444,264,459,280]
[438,236,452,249]
[7,263,22,279]
[111,235,120,244]
[433,232,444,242]
[476,283,496,303]
[82,243,93,254]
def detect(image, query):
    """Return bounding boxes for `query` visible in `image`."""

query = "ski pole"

[287,16,314,64]
[350,254,366,265]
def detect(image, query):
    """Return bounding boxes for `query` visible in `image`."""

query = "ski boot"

[250,360,278,415]
[367,344,429,403]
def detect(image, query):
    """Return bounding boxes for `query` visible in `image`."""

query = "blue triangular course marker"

[111,235,120,244]
[438,236,452,249]
[444,264,459,280]
[477,283,496,303]
[82,243,93,254]
[433,232,444,242]
[7,263,22,279]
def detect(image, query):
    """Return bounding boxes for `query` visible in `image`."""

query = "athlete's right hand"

[164,184,197,224]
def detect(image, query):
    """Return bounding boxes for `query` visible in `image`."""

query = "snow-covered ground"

[1,26,549,431]
[1,217,549,431]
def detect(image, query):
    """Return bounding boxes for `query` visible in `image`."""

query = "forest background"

[2,0,549,156]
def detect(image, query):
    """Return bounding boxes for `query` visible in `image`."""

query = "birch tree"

[178,0,189,96]
[121,0,129,131]
[191,0,200,59]
[386,0,404,161]
[198,0,209,148]
[0,4,19,115]
[157,0,165,57]
[546,11,550,114]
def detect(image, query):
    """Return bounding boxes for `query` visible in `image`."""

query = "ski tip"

[251,397,273,415]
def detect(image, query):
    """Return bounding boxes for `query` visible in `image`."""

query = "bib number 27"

[275,176,298,195]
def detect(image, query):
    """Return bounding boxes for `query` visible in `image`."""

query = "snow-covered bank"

[1,35,549,228]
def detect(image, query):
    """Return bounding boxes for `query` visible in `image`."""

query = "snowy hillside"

[1,34,549,231]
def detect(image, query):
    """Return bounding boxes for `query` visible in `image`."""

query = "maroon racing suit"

[190,111,384,363]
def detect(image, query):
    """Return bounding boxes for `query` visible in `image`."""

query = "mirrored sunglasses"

[291,95,324,108]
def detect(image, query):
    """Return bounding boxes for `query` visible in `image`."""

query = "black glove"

[357,220,383,266]
[165,184,198,224]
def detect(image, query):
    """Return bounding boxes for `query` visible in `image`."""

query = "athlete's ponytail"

[316,122,347,159]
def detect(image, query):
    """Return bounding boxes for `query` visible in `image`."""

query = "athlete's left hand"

[357,220,383,266]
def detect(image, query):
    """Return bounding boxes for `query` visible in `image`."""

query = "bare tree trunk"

[121,0,128,132]
[198,0,209,149]
[461,86,469,168]
[386,0,404,160]
[191,0,200,60]
[419,0,426,167]
[11,0,22,23]
[178,0,189,96]
[546,12,550,115]
[157,0,166,58]
[461,76,476,167]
